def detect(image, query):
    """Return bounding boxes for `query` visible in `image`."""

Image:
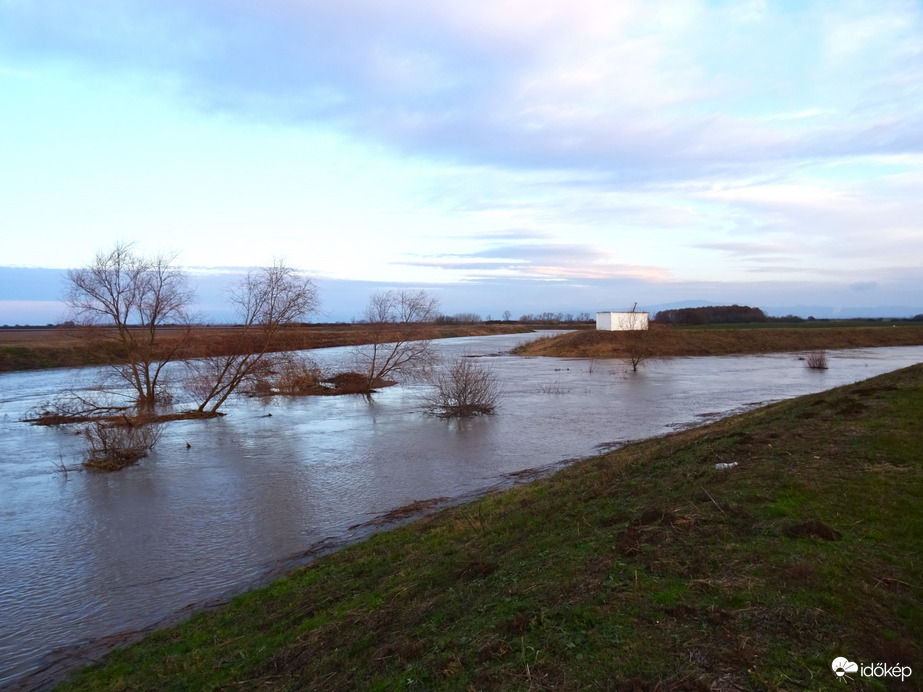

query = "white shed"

[596,311,649,331]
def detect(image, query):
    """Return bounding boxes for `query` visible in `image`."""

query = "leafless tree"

[623,302,657,372]
[185,262,319,414]
[422,356,501,418]
[65,243,193,408]
[352,289,439,390]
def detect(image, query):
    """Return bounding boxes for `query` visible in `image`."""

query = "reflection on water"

[0,333,920,687]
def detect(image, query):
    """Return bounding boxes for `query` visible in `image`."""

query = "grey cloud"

[469,244,606,264]
[4,1,922,181]
[394,243,670,281]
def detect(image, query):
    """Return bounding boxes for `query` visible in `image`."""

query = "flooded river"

[1,332,921,688]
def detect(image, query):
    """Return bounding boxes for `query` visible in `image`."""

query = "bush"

[276,358,323,393]
[81,418,162,471]
[805,350,828,370]
[423,357,501,418]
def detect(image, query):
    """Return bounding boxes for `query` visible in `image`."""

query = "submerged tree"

[422,356,501,418]
[65,243,193,408]
[352,289,439,390]
[185,262,319,414]
[622,302,657,373]
[624,328,657,372]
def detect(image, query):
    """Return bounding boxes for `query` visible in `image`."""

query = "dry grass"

[513,324,923,358]
[0,324,531,373]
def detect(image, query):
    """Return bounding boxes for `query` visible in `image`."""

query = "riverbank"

[512,323,923,358]
[0,323,532,373]
[54,363,922,690]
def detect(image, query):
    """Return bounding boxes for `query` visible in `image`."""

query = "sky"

[1,0,922,323]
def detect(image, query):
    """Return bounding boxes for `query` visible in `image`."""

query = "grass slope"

[513,325,923,359]
[57,365,923,691]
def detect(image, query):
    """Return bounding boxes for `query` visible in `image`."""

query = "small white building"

[596,311,649,331]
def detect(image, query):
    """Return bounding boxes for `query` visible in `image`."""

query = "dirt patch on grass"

[455,560,498,580]
[783,520,842,541]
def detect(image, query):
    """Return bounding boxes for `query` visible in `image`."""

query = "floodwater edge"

[42,363,923,691]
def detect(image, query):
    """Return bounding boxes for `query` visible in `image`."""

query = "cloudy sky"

[1,0,921,322]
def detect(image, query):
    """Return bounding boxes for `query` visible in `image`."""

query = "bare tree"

[185,262,318,414]
[352,289,439,390]
[422,356,501,418]
[623,302,657,372]
[65,243,193,408]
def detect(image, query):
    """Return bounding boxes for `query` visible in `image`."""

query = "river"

[1,332,921,688]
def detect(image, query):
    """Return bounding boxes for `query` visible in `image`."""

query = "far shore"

[512,323,923,359]
[5,320,923,375]
[0,322,534,374]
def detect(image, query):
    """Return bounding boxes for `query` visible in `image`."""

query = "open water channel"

[1,331,921,688]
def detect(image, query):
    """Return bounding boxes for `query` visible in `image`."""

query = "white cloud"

[4,0,920,173]
[0,0,921,313]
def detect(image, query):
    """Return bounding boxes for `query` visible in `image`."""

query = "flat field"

[513,323,923,358]
[0,323,530,373]
[52,364,923,691]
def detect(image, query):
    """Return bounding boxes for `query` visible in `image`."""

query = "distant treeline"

[652,305,923,326]
[433,312,596,325]
[653,305,767,325]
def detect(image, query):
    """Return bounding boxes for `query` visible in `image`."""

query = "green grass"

[56,365,923,691]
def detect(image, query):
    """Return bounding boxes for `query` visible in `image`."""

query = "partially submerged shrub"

[537,381,570,395]
[244,355,326,395]
[325,371,371,393]
[323,371,396,394]
[805,350,828,370]
[275,358,324,393]
[423,357,500,418]
[81,418,162,471]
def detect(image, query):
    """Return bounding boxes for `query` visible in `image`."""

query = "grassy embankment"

[57,364,923,690]
[0,323,531,373]
[513,323,923,358]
